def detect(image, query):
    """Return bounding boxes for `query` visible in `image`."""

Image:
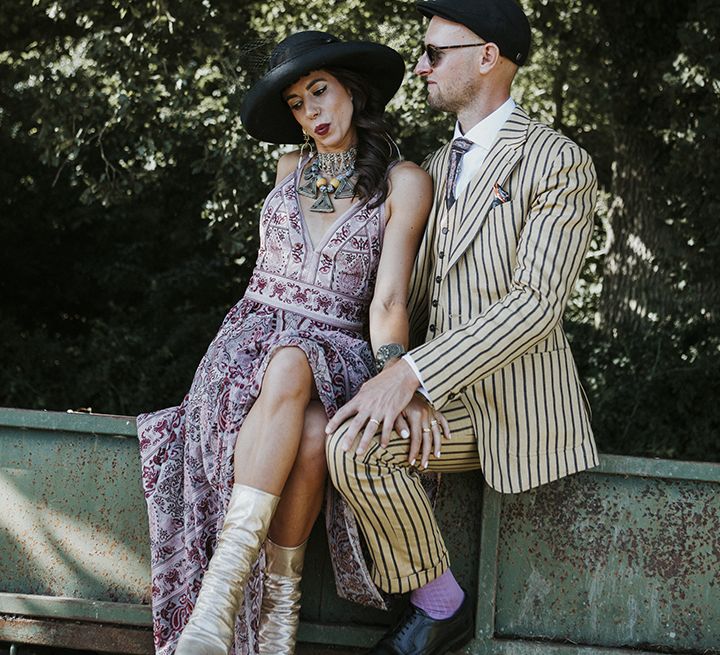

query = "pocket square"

[491,182,511,209]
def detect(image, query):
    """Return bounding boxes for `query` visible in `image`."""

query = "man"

[325,0,599,653]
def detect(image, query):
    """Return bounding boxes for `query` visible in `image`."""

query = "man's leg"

[326,400,480,653]
[326,399,480,594]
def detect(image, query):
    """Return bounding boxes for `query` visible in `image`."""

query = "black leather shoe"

[367,594,473,654]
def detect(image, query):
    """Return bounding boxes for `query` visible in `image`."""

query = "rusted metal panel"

[0,615,153,654]
[298,621,384,648]
[0,408,407,649]
[0,410,151,607]
[469,455,720,655]
[0,593,150,626]
[4,408,719,655]
[0,408,137,436]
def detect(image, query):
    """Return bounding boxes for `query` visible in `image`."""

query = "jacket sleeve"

[410,142,597,408]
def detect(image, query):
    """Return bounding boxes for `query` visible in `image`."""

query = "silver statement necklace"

[297,147,357,213]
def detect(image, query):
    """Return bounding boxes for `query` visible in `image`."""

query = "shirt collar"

[452,97,516,150]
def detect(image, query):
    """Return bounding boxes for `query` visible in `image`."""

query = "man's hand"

[325,358,420,455]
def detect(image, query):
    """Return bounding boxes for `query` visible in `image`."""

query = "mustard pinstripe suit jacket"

[407,106,599,493]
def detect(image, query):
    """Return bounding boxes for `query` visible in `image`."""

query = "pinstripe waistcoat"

[407,106,599,494]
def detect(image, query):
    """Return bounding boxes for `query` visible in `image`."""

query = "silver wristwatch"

[375,343,407,371]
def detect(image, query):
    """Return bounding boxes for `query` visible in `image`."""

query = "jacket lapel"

[428,142,453,211]
[446,107,530,271]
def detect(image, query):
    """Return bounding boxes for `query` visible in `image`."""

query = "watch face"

[376,343,406,369]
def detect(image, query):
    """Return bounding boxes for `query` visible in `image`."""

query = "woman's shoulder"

[275,149,302,184]
[387,160,432,193]
[384,160,433,223]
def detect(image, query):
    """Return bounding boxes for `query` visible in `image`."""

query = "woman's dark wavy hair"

[323,66,399,209]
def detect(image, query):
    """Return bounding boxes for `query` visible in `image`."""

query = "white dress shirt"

[402,97,517,399]
[452,96,516,195]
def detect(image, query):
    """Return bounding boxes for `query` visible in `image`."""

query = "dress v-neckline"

[293,163,363,254]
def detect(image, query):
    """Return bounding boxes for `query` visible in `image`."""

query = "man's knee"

[325,419,396,493]
[325,420,356,491]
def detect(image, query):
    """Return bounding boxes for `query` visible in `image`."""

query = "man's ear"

[478,43,502,73]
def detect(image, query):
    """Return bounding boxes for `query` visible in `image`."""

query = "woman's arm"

[369,161,433,360]
[367,163,447,465]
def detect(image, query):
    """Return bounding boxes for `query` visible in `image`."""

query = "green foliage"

[1,0,718,460]
[1,0,259,413]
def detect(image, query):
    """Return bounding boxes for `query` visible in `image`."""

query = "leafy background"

[1,0,718,461]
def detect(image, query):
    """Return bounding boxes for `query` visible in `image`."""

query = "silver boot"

[176,484,280,655]
[259,539,307,654]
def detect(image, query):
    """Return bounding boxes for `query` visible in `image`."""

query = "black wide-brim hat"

[241,31,405,144]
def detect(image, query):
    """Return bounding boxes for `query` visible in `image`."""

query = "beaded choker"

[297,147,357,213]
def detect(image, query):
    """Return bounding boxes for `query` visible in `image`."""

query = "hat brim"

[417,1,460,24]
[241,42,404,144]
[416,1,486,38]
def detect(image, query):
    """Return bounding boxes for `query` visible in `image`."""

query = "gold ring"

[422,427,431,433]
[368,418,380,425]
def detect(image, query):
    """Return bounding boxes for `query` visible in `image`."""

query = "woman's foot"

[259,539,308,654]
[175,484,280,655]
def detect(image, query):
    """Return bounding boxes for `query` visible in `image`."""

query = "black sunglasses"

[421,42,487,67]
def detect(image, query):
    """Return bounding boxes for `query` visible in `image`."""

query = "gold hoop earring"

[299,131,312,162]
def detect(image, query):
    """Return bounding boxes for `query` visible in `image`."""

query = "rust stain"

[495,472,720,649]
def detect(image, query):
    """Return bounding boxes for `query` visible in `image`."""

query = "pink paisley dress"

[137,160,391,655]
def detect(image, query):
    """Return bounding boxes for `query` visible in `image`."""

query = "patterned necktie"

[445,137,474,209]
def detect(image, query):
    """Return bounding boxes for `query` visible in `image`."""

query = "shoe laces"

[393,605,425,640]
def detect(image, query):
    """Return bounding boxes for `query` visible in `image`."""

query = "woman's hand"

[394,394,451,469]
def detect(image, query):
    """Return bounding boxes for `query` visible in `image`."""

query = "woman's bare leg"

[259,401,328,654]
[177,347,315,654]
[233,347,314,495]
[268,400,328,546]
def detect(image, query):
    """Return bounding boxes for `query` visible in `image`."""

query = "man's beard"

[427,85,468,114]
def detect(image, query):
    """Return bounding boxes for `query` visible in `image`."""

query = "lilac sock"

[410,569,465,620]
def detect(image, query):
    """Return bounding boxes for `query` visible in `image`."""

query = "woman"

[137,31,435,655]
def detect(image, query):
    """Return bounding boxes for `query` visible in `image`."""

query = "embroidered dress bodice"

[245,161,386,333]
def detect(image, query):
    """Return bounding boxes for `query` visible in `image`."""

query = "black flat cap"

[417,0,531,66]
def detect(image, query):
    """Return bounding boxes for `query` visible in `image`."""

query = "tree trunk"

[599,128,668,333]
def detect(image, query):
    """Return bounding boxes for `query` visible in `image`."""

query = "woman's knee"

[303,403,328,451]
[261,347,313,405]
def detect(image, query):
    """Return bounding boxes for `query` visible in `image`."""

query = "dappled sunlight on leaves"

[1,0,718,460]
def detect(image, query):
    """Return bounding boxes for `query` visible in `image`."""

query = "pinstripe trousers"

[326,399,479,594]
